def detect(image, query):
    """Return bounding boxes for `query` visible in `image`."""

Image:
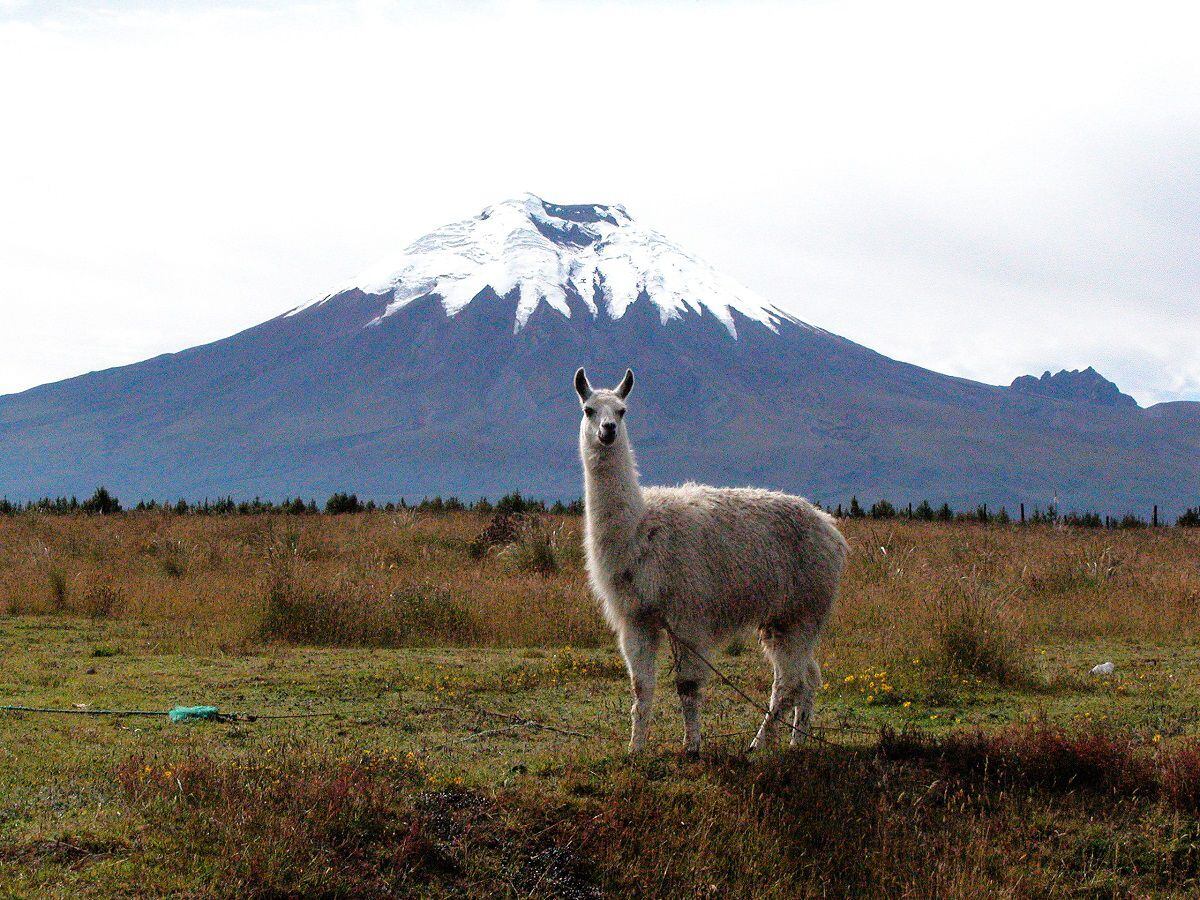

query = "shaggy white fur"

[574,367,849,754]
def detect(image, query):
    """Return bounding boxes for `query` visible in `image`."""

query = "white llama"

[574,367,848,754]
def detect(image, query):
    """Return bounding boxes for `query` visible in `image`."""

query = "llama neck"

[582,434,645,555]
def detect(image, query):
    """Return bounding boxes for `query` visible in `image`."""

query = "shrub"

[505,528,560,576]
[468,510,525,559]
[469,510,560,574]
[929,575,1029,685]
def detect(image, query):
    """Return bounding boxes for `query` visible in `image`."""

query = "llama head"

[574,367,634,448]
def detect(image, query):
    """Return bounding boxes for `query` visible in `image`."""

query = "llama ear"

[574,368,593,402]
[615,368,634,399]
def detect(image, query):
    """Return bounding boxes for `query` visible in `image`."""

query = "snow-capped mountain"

[291,194,798,337]
[1,195,1197,514]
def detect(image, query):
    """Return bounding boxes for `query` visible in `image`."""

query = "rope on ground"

[0,704,337,723]
[418,703,619,754]
[1,705,166,717]
[660,621,878,749]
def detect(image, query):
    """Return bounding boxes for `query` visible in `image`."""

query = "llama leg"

[751,630,813,750]
[790,654,822,746]
[674,649,710,756]
[620,625,660,753]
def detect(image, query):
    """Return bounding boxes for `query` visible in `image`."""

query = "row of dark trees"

[832,496,1199,528]
[0,488,580,518]
[0,487,1196,528]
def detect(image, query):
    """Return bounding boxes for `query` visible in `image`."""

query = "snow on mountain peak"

[290,194,800,338]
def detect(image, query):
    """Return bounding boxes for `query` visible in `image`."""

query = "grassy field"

[2,512,1200,897]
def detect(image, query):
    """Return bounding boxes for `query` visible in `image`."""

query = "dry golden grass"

[1,511,1197,674]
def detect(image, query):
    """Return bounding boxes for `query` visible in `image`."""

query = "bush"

[468,511,525,559]
[930,576,1029,685]
[469,510,561,575]
[506,528,560,576]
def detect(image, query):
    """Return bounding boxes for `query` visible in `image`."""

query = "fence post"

[1152,505,1159,528]
[1020,502,1025,524]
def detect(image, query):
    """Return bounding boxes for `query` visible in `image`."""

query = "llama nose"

[599,422,617,444]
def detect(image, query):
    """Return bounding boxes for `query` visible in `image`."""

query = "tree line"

[0,488,580,518]
[0,487,1197,528]
[831,496,1200,529]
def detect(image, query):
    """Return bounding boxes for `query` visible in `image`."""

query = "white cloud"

[1,0,1197,403]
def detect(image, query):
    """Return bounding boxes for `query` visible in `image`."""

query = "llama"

[574,367,848,754]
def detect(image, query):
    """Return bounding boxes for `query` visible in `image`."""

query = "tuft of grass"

[504,528,560,576]
[47,568,68,612]
[82,580,123,620]
[930,572,1030,686]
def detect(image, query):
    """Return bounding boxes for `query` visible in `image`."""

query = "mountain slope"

[2,196,1197,514]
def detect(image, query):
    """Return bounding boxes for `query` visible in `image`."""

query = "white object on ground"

[1090,662,1115,675]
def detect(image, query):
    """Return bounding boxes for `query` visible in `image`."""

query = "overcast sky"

[1,0,1197,405]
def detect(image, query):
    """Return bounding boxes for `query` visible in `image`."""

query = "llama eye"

[616,409,625,418]
[584,408,595,418]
